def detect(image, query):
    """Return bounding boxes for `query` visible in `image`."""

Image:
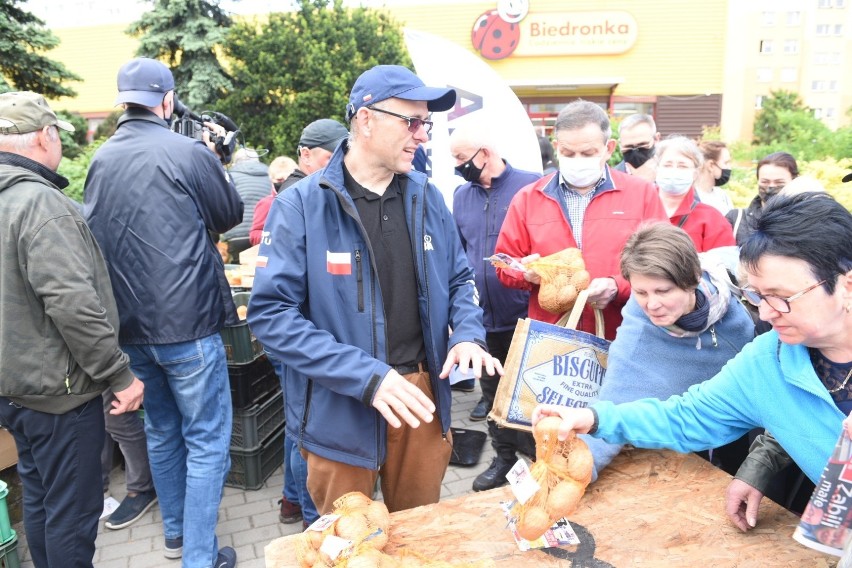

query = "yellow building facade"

[40,0,850,142]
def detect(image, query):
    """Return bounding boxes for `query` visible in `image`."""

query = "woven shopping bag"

[489,289,610,432]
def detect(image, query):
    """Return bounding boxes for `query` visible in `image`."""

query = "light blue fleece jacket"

[591,330,845,485]
[582,269,754,481]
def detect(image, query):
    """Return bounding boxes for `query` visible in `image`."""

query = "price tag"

[319,534,352,561]
[506,458,540,504]
[306,513,339,532]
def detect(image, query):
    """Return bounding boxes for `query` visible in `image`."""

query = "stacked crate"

[222,292,285,490]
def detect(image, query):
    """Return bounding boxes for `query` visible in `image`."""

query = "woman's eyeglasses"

[740,280,826,313]
[368,106,433,134]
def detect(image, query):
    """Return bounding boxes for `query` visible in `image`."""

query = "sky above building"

[23,0,452,28]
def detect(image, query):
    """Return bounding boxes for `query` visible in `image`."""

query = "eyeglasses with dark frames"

[367,106,433,134]
[740,279,827,313]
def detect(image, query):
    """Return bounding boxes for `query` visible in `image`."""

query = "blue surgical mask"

[656,167,694,196]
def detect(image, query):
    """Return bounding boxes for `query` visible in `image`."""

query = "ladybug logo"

[497,0,529,24]
[471,9,522,61]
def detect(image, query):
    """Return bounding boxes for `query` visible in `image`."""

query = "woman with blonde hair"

[655,135,735,252]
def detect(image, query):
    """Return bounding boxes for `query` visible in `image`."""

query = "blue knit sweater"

[582,269,755,481]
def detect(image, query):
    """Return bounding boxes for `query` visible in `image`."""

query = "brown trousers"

[303,368,453,514]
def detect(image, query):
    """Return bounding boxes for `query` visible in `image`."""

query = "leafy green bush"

[57,139,104,203]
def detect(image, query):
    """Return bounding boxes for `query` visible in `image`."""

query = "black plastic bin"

[227,353,280,410]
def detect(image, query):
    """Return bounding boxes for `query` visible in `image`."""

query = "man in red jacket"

[495,100,667,340]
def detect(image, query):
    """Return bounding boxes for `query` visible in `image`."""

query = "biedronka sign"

[471,6,638,60]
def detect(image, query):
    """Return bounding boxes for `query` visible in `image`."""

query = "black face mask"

[273,181,284,193]
[454,148,485,183]
[622,145,655,169]
[716,168,731,186]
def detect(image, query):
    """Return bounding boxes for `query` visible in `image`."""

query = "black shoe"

[469,398,489,421]
[451,378,475,393]
[105,490,158,530]
[472,456,515,492]
[214,546,237,568]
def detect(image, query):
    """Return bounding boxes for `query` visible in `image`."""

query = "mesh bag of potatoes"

[511,416,594,542]
[294,492,493,568]
[294,492,390,568]
[527,248,590,314]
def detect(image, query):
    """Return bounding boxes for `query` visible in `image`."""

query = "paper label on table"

[319,535,352,561]
[501,501,581,551]
[506,458,540,504]
[307,513,339,532]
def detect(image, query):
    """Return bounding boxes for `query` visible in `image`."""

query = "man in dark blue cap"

[83,57,241,568]
[249,65,501,515]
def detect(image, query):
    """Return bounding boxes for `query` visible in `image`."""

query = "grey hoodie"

[0,152,133,414]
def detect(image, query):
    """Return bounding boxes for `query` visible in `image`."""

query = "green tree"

[127,0,232,109]
[0,0,81,97]
[753,90,816,146]
[93,108,123,140]
[55,110,88,159]
[219,0,411,156]
[58,138,105,203]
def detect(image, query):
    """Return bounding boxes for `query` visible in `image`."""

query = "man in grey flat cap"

[0,91,144,568]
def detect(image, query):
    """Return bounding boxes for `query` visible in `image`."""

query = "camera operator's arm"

[185,142,243,234]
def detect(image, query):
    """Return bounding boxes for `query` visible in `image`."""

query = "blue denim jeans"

[0,396,103,568]
[285,434,319,523]
[269,354,318,524]
[124,334,232,568]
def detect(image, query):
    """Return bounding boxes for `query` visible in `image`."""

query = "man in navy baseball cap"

[346,65,456,121]
[114,58,175,107]
[247,62,497,520]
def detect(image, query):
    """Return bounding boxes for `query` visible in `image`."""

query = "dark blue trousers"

[0,396,104,568]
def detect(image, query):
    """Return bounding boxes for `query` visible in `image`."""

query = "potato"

[566,437,594,485]
[546,478,585,519]
[333,491,373,511]
[335,513,370,540]
[365,500,391,533]
[570,269,590,290]
[516,505,553,541]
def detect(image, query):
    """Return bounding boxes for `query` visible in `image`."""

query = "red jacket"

[667,187,736,252]
[249,191,275,246]
[495,168,667,340]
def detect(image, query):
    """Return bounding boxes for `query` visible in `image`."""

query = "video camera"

[171,96,240,164]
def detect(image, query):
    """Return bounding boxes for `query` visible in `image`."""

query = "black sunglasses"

[367,106,433,134]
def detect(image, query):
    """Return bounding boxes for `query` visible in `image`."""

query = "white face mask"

[559,156,603,188]
[656,167,694,196]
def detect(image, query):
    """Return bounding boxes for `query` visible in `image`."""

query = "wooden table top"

[265,448,833,567]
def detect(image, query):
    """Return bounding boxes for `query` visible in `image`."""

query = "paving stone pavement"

[12,386,498,567]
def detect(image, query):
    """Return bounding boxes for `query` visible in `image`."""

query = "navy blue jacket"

[223,160,272,241]
[248,142,486,470]
[83,108,243,344]
[453,161,539,333]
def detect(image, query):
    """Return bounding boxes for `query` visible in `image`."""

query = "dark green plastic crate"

[228,353,280,410]
[221,292,264,364]
[226,424,285,491]
[230,389,284,450]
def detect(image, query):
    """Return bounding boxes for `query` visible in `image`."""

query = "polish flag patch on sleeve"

[255,255,268,268]
[326,251,352,275]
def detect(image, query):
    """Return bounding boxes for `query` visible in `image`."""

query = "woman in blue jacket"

[534,192,852,532]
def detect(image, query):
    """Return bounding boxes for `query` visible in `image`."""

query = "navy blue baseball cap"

[114,58,175,107]
[346,65,456,121]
